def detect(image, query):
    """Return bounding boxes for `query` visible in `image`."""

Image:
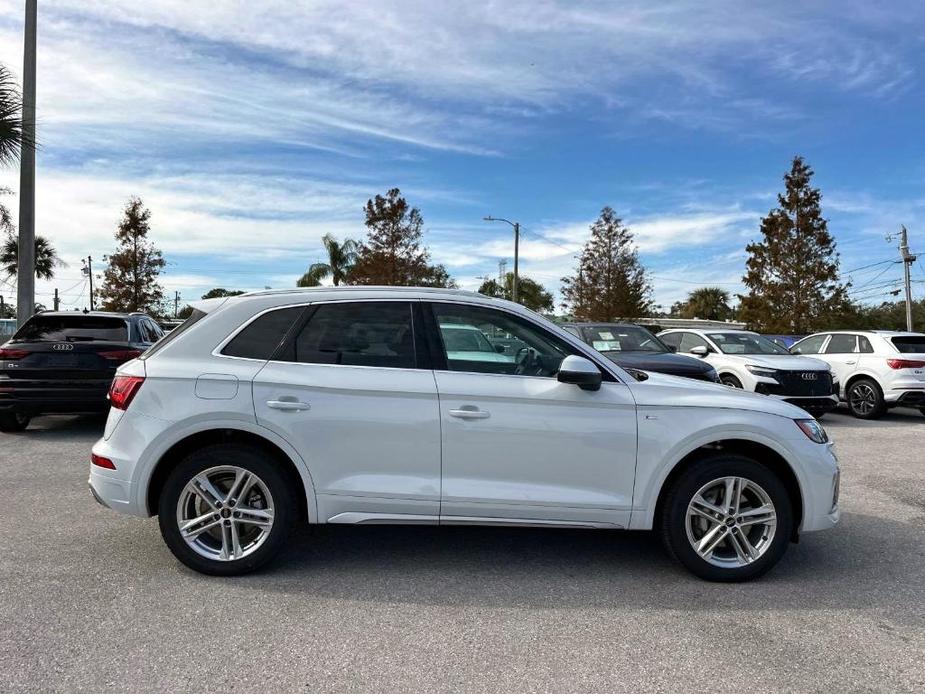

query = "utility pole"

[53,288,59,311]
[898,226,916,332]
[82,255,95,310]
[484,216,520,304]
[174,291,180,318]
[16,0,37,328]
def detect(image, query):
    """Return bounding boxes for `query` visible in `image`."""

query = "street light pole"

[898,226,916,332]
[483,216,520,304]
[16,0,37,328]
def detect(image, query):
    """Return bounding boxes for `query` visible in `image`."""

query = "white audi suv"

[658,329,838,418]
[90,288,840,582]
[791,330,925,419]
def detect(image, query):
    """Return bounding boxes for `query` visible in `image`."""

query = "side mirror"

[689,345,709,358]
[495,344,506,353]
[557,355,602,391]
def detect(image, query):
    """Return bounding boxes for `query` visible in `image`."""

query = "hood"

[723,353,830,370]
[627,370,809,419]
[603,351,714,377]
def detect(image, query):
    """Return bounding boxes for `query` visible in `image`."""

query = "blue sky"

[1,0,924,312]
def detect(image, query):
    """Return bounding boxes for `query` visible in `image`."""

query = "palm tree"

[297,234,358,287]
[0,63,30,167]
[1,232,65,280]
[678,286,733,321]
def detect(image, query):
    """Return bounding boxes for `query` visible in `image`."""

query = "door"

[427,302,638,528]
[823,333,859,387]
[252,301,442,522]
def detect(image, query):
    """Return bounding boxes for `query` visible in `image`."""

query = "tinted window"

[147,319,165,341]
[432,303,579,377]
[707,332,788,355]
[792,334,827,354]
[136,319,156,343]
[679,332,710,353]
[660,332,682,350]
[223,307,304,360]
[292,302,416,368]
[891,336,925,353]
[858,336,874,353]
[824,334,857,354]
[12,315,128,343]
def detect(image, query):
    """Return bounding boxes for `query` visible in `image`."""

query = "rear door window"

[222,307,305,360]
[12,315,128,343]
[824,334,857,354]
[891,336,925,353]
[289,302,417,369]
[660,332,682,351]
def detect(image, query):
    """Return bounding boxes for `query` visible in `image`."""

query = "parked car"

[766,334,805,350]
[562,322,719,383]
[791,330,925,419]
[0,311,164,431]
[89,288,840,582]
[658,328,838,418]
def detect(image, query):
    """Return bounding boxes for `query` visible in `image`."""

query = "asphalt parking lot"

[1,409,923,693]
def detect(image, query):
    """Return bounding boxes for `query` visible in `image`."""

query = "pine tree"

[561,206,652,320]
[348,188,454,287]
[98,197,166,314]
[738,157,850,333]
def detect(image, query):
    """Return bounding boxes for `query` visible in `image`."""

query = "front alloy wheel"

[660,455,793,581]
[159,444,295,575]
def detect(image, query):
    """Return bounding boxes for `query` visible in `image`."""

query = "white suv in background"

[89,288,840,582]
[791,331,925,419]
[658,329,838,418]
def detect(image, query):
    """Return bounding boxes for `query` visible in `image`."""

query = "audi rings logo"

[801,372,818,381]
[52,343,74,351]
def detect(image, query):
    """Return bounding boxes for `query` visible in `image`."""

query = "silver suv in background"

[791,331,925,419]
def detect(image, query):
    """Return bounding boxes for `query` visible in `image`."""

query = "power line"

[849,263,895,292]
[845,259,896,274]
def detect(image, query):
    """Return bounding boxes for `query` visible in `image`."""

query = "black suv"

[0,311,164,431]
[562,322,720,383]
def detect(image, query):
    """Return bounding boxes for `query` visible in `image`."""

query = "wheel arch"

[145,427,316,523]
[844,371,883,394]
[650,438,804,541]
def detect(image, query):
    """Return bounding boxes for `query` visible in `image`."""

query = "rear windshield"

[12,315,128,343]
[139,309,208,360]
[891,336,925,353]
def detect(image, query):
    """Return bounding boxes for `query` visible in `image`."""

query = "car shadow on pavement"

[206,510,924,619]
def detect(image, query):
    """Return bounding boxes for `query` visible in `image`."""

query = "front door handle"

[844,361,856,365]
[266,399,311,412]
[449,407,490,420]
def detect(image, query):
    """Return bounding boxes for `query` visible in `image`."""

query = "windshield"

[585,325,666,353]
[891,336,925,353]
[441,326,495,352]
[12,315,128,343]
[707,332,789,355]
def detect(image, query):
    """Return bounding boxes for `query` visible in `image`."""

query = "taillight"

[108,375,144,410]
[887,358,925,369]
[99,349,143,361]
[91,453,116,469]
[0,347,29,359]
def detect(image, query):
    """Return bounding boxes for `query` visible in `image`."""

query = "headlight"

[746,364,779,379]
[796,418,828,444]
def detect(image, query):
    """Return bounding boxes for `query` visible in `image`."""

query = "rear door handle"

[845,361,856,365]
[449,407,490,420]
[266,400,311,412]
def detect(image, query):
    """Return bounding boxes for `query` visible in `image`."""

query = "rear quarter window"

[13,315,128,342]
[221,307,305,360]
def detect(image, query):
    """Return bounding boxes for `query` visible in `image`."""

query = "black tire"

[0,411,31,432]
[158,444,297,576]
[846,378,885,420]
[720,374,743,389]
[659,455,794,582]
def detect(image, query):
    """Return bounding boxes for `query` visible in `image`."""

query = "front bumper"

[799,442,840,533]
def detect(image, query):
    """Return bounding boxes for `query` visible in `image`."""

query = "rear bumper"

[0,380,111,414]
[886,387,925,406]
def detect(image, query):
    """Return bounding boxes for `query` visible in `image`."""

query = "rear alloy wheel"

[0,411,31,432]
[846,378,885,420]
[720,374,743,389]
[660,455,793,581]
[158,444,296,575]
